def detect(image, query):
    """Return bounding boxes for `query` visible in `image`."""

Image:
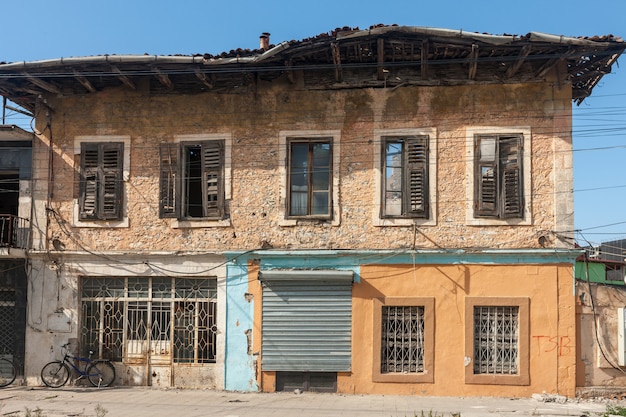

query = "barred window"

[473,306,519,375]
[381,306,424,373]
[80,277,217,364]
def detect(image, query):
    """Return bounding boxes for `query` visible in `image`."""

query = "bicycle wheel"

[87,360,115,387]
[41,361,70,388]
[0,358,16,387]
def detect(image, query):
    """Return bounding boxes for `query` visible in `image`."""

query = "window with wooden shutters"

[159,141,224,220]
[382,136,429,218]
[79,142,123,220]
[474,135,523,219]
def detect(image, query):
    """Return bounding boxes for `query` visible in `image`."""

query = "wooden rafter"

[468,44,478,80]
[505,45,532,78]
[377,38,385,80]
[195,70,214,89]
[73,70,96,93]
[331,42,343,82]
[23,72,61,94]
[421,40,429,79]
[154,68,173,90]
[111,66,136,90]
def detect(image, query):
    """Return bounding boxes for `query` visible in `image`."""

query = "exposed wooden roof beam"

[73,70,96,93]
[536,58,562,78]
[421,40,429,79]
[377,38,385,80]
[23,72,62,94]
[505,45,532,78]
[194,70,214,89]
[111,66,136,90]
[468,44,478,80]
[154,68,174,90]
[331,43,343,82]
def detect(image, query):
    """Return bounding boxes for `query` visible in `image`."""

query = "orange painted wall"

[253,262,576,397]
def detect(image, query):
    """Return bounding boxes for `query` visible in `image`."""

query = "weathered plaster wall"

[30,76,573,255]
[24,254,227,388]
[576,281,626,389]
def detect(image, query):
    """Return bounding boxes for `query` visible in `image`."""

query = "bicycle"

[41,343,115,388]
[0,357,17,387]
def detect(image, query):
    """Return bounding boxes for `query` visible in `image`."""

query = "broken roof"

[0,24,623,113]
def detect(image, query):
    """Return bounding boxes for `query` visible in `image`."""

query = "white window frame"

[278,130,341,227]
[73,135,130,228]
[373,128,437,227]
[171,134,232,228]
[465,127,532,226]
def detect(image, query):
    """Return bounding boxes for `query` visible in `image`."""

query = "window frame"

[161,134,232,228]
[279,130,341,226]
[160,140,225,221]
[465,127,531,226]
[373,128,437,227]
[464,297,529,386]
[372,297,434,383]
[73,136,130,228]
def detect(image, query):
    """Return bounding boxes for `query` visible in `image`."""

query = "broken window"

[287,139,332,218]
[381,305,425,374]
[79,142,123,220]
[473,306,519,375]
[381,136,429,218]
[159,141,225,220]
[80,276,217,364]
[474,135,523,219]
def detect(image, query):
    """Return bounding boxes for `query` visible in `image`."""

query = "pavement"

[0,386,619,417]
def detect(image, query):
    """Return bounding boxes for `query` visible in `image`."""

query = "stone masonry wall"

[32,74,573,253]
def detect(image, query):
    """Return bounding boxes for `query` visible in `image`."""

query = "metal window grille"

[80,277,217,364]
[381,306,424,373]
[0,288,15,355]
[473,306,519,375]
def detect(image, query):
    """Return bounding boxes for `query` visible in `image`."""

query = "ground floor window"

[80,277,217,364]
[464,297,529,385]
[372,297,434,383]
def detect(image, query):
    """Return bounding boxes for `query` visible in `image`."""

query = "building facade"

[0,25,624,397]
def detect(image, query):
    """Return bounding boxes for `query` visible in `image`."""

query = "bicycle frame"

[61,352,97,380]
[41,344,116,388]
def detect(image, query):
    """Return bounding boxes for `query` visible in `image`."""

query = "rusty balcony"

[0,215,30,251]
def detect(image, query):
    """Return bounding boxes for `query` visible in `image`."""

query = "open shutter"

[79,143,100,220]
[405,136,429,217]
[160,143,180,218]
[499,136,523,218]
[474,136,498,217]
[100,143,123,220]
[202,141,224,218]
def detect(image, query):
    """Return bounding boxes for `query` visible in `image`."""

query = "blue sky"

[2,0,625,247]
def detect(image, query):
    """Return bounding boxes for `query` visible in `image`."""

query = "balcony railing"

[0,215,30,250]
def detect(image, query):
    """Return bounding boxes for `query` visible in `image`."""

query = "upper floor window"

[474,134,523,219]
[79,142,124,221]
[382,136,429,218]
[287,138,332,219]
[160,141,225,220]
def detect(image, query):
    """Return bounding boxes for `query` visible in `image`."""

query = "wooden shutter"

[79,142,123,220]
[79,143,100,220]
[499,136,523,218]
[100,143,123,220]
[474,136,498,217]
[405,136,429,217]
[201,141,224,218]
[159,143,180,218]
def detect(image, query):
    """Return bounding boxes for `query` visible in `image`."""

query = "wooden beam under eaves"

[154,68,174,90]
[468,44,478,80]
[377,38,385,80]
[421,40,429,79]
[73,70,96,93]
[194,70,214,89]
[111,66,136,90]
[505,45,532,78]
[22,72,62,94]
[331,43,343,82]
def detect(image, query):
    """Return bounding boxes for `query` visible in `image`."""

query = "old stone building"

[0,25,624,397]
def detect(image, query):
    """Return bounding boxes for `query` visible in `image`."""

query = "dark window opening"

[276,372,337,392]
